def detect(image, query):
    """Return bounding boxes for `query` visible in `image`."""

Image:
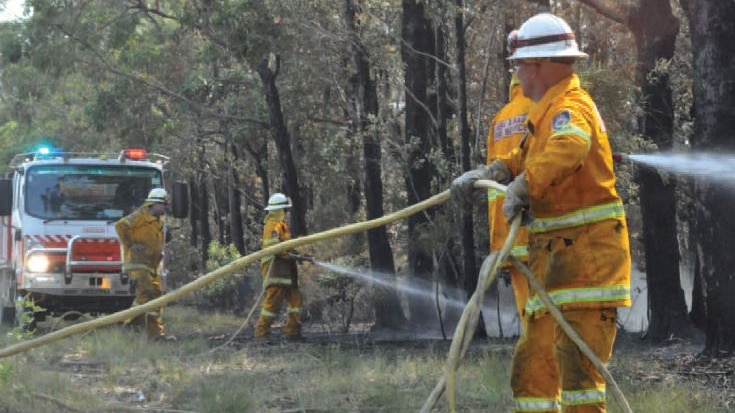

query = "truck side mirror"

[0,179,12,216]
[171,181,189,219]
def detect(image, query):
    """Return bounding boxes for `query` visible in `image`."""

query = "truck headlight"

[26,254,51,273]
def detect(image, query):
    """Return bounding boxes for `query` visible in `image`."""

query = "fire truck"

[0,146,188,326]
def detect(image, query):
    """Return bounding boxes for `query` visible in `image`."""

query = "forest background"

[0,0,733,360]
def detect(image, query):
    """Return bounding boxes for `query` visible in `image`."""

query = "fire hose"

[419,179,632,413]
[0,180,632,413]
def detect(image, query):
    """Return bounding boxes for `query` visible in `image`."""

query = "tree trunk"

[682,0,735,355]
[199,175,212,267]
[454,0,484,337]
[255,57,308,237]
[627,0,691,342]
[189,176,199,249]
[344,0,405,329]
[227,140,245,255]
[402,0,439,326]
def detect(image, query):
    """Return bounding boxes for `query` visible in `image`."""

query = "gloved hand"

[451,160,511,206]
[502,172,532,225]
[290,253,314,264]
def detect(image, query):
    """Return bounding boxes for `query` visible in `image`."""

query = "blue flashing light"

[34,145,64,159]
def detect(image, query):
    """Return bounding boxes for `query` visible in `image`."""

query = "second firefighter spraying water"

[254,193,313,343]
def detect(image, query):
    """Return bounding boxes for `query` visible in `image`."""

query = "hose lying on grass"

[419,179,633,413]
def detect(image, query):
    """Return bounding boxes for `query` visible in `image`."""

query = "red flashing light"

[121,148,148,161]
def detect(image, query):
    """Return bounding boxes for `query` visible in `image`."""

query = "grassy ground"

[0,305,731,413]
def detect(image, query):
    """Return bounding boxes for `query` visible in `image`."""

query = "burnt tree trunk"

[628,0,690,342]
[454,0,484,337]
[199,175,212,266]
[402,0,440,326]
[227,140,245,255]
[255,57,308,236]
[682,0,735,356]
[344,0,405,329]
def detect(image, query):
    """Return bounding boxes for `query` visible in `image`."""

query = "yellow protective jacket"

[114,205,164,274]
[498,74,630,315]
[487,78,530,262]
[260,213,297,288]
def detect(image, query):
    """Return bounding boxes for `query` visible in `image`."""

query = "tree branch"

[576,0,630,25]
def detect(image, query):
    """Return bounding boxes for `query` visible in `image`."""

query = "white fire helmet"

[145,188,169,204]
[507,29,519,54]
[508,13,588,61]
[264,192,292,210]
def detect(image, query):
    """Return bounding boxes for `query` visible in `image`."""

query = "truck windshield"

[25,165,162,220]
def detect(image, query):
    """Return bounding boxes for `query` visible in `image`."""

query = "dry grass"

[0,305,730,413]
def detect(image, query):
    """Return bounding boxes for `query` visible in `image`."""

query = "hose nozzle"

[612,152,629,163]
[289,253,315,264]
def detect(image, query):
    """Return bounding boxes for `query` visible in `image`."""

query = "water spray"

[310,260,468,311]
[613,151,735,184]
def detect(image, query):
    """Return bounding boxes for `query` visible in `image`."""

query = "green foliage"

[5,294,45,340]
[201,241,245,311]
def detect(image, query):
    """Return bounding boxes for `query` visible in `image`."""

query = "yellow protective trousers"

[509,265,530,325]
[254,285,302,338]
[125,268,164,340]
[511,309,617,413]
[511,314,560,412]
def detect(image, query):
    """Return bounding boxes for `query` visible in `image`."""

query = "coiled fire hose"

[0,180,632,413]
[420,179,632,413]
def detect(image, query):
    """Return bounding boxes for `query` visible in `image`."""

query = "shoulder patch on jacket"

[551,110,572,131]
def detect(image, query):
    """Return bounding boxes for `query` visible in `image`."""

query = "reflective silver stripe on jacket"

[266,276,293,287]
[528,201,625,234]
[487,188,504,201]
[260,237,280,264]
[525,285,630,315]
[511,245,528,258]
[514,396,561,412]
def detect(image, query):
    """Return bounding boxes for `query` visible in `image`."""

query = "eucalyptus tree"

[342,0,405,329]
[680,0,735,355]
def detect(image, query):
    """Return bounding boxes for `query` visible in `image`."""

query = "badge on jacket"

[551,110,572,131]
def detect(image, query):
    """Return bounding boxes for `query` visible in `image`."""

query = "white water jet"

[313,261,468,311]
[626,152,735,184]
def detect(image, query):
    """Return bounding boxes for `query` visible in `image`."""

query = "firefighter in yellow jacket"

[254,193,306,341]
[453,13,631,413]
[115,188,169,341]
[487,30,532,325]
